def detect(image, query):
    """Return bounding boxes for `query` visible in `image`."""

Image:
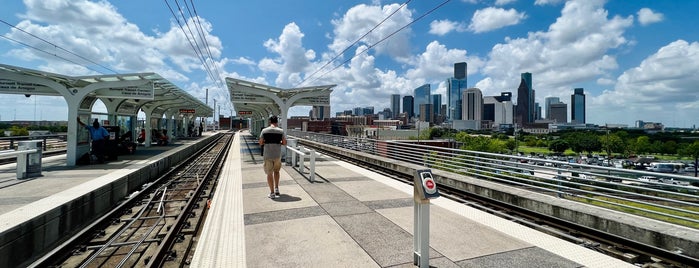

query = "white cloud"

[261,23,315,87]
[534,0,566,5]
[478,0,632,103]
[637,8,664,26]
[429,19,466,36]
[495,0,517,5]
[329,3,413,60]
[468,7,526,33]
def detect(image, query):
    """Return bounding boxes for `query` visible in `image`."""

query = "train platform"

[0,134,213,216]
[192,131,634,268]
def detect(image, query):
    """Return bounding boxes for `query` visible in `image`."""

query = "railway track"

[31,133,233,268]
[307,144,699,268]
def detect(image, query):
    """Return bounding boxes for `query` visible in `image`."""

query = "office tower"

[413,84,431,118]
[419,103,433,123]
[462,88,483,121]
[311,105,330,120]
[391,94,401,119]
[402,96,414,119]
[447,62,468,120]
[571,88,586,124]
[517,72,536,123]
[483,94,514,127]
[454,62,466,79]
[550,102,568,123]
[353,107,362,116]
[431,94,442,118]
[535,102,541,120]
[544,97,560,119]
[515,77,531,125]
[363,106,374,116]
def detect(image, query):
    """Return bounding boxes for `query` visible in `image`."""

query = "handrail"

[288,130,699,227]
[286,145,316,182]
[0,149,38,159]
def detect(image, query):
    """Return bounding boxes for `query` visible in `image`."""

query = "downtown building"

[483,92,514,129]
[515,72,536,126]
[571,88,585,124]
[390,94,401,119]
[413,84,431,119]
[447,62,468,120]
[402,95,414,119]
[452,87,483,130]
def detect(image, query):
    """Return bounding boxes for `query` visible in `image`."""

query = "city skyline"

[1,1,698,127]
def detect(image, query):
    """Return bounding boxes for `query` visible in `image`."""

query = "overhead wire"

[0,18,117,74]
[301,0,452,87]
[296,0,413,87]
[0,34,106,74]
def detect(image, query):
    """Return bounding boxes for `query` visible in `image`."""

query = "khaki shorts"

[263,158,282,174]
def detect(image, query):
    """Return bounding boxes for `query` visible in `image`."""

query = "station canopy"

[0,64,212,118]
[226,77,334,120]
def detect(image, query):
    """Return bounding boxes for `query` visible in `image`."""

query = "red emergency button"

[425,179,434,189]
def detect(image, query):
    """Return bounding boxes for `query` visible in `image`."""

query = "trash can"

[285,138,297,165]
[103,126,120,161]
[17,140,42,179]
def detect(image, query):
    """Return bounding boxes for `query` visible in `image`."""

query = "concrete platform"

[192,131,635,268]
[0,133,220,267]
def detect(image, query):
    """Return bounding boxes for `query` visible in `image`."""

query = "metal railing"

[0,134,67,151]
[288,130,699,228]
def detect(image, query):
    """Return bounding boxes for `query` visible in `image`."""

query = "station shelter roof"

[0,64,212,118]
[226,77,334,120]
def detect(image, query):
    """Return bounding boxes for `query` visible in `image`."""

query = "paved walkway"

[191,131,634,268]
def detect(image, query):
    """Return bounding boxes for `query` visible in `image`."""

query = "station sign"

[179,109,196,114]
[231,90,273,104]
[94,82,154,100]
[0,79,55,95]
[237,111,252,115]
[294,95,330,106]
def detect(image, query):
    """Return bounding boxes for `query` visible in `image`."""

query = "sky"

[1,0,698,128]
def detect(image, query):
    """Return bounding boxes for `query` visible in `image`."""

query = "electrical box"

[414,169,439,200]
[17,140,42,179]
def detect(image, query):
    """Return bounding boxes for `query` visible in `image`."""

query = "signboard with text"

[237,111,252,115]
[179,109,196,114]
[94,82,154,100]
[0,79,56,95]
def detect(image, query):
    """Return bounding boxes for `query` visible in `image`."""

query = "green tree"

[548,139,569,154]
[10,126,29,136]
[505,139,516,152]
[650,140,663,155]
[679,141,699,178]
[600,133,624,156]
[662,140,678,155]
[636,136,651,155]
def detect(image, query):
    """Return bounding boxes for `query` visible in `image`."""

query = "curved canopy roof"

[226,77,334,120]
[0,64,212,118]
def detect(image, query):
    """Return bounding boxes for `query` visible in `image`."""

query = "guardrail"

[0,134,67,151]
[285,145,316,182]
[288,130,699,228]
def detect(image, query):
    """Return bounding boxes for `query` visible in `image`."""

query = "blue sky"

[1,0,698,127]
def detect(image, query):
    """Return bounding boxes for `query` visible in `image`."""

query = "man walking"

[259,115,286,199]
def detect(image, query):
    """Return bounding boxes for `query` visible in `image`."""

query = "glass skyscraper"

[391,94,401,119]
[413,84,431,118]
[447,62,468,120]
[571,88,585,124]
[402,96,414,119]
[431,94,442,118]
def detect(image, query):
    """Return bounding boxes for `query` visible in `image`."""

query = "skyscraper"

[515,76,531,126]
[550,102,568,123]
[571,88,586,124]
[413,84,431,118]
[402,95,414,119]
[483,92,514,127]
[544,97,560,119]
[431,94,442,118]
[311,105,330,120]
[391,94,401,119]
[447,62,468,120]
[462,88,483,121]
[419,103,433,123]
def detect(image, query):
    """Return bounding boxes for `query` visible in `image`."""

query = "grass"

[571,196,699,229]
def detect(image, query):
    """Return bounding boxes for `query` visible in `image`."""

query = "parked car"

[649,163,676,173]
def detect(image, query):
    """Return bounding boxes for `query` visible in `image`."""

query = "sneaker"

[268,192,276,199]
[274,187,280,197]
